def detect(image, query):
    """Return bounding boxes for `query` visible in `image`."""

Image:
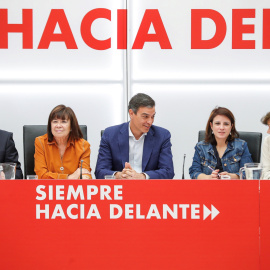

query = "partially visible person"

[261,112,270,179]
[189,107,253,179]
[95,93,174,179]
[34,105,91,179]
[0,129,23,179]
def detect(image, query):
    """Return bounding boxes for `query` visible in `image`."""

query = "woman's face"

[51,118,71,139]
[267,120,270,134]
[210,115,232,141]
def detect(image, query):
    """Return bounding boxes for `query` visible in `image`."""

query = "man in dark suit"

[0,129,23,179]
[95,93,174,179]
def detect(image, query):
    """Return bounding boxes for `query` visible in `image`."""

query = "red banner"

[0,180,261,269]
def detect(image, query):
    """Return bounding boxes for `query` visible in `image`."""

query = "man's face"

[129,106,156,138]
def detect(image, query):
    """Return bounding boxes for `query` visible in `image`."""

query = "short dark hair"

[128,93,155,114]
[205,107,239,144]
[47,105,83,142]
[261,112,270,125]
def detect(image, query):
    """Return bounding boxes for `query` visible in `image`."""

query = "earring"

[212,131,214,134]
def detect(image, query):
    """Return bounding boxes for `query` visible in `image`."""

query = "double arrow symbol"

[203,205,220,220]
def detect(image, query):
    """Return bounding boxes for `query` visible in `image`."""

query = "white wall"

[131,84,270,178]
[1,0,269,178]
[128,1,270,178]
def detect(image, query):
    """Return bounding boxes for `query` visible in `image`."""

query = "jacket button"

[224,163,227,166]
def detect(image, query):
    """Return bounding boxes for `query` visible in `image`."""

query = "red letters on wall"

[191,9,264,49]
[232,9,255,49]
[81,8,111,50]
[38,9,77,49]
[0,8,171,50]
[263,9,270,49]
[191,9,226,49]
[132,9,172,49]
[0,8,269,50]
[0,9,33,49]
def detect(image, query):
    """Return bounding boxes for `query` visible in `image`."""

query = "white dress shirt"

[128,124,149,179]
[129,125,146,172]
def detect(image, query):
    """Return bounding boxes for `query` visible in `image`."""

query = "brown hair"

[261,112,270,125]
[47,105,83,142]
[205,107,239,144]
[128,93,155,114]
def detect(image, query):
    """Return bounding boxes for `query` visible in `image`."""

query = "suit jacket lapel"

[118,123,129,169]
[142,127,155,171]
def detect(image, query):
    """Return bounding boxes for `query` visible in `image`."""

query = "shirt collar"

[227,140,234,150]
[47,137,74,147]
[207,140,234,155]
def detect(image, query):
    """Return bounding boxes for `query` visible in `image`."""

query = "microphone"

[182,154,186,179]
[80,160,84,179]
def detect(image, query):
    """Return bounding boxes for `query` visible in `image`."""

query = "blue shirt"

[189,138,253,179]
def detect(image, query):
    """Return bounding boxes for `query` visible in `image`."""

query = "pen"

[207,166,220,178]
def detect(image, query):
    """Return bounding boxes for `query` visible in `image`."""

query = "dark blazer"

[0,129,23,179]
[95,122,174,179]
